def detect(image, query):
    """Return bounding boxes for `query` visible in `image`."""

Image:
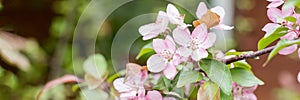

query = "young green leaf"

[136,48,155,59]
[258,27,289,50]
[197,81,220,100]
[232,61,252,70]
[264,39,300,66]
[231,68,264,87]
[83,54,107,79]
[220,89,233,100]
[284,16,297,23]
[199,59,232,95]
[153,75,171,91]
[225,51,253,56]
[136,42,155,60]
[176,70,203,88]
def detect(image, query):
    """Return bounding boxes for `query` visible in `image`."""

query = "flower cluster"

[263,1,300,59]
[112,2,267,100]
[114,2,234,99]
[140,2,233,80]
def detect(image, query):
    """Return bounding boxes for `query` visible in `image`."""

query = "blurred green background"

[0,0,299,100]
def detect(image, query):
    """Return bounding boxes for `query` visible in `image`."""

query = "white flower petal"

[191,49,208,61]
[139,23,161,40]
[142,33,160,40]
[262,23,280,33]
[147,54,167,73]
[196,2,208,19]
[120,91,137,100]
[278,44,298,55]
[201,32,216,49]
[192,24,207,40]
[113,78,133,93]
[156,11,169,31]
[146,90,163,100]
[213,24,234,30]
[153,39,167,54]
[267,7,283,23]
[177,47,192,57]
[267,1,284,8]
[163,63,177,80]
[167,4,180,18]
[165,35,176,53]
[173,27,191,46]
[167,4,182,25]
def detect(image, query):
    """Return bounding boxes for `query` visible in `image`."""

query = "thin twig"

[222,46,275,64]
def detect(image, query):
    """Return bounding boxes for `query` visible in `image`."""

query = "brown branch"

[222,46,275,64]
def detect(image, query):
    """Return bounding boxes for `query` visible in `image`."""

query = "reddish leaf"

[37,75,83,100]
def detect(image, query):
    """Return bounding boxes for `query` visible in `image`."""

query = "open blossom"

[267,7,293,24]
[139,11,169,40]
[114,78,164,100]
[113,63,159,100]
[233,83,258,100]
[193,2,233,30]
[124,63,148,87]
[147,36,180,79]
[267,0,284,8]
[166,4,189,29]
[173,24,216,61]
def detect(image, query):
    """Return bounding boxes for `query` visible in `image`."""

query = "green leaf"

[136,48,155,59]
[231,61,252,70]
[284,16,297,22]
[106,70,126,83]
[264,39,300,66]
[188,85,200,100]
[220,89,233,100]
[171,70,181,87]
[153,75,171,91]
[231,68,264,87]
[136,42,155,60]
[199,59,232,95]
[197,81,220,100]
[176,70,203,88]
[83,54,107,79]
[225,51,253,56]
[258,27,289,50]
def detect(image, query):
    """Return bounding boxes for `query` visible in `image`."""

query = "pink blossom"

[173,24,216,61]
[147,35,180,80]
[278,31,299,55]
[233,83,258,100]
[262,23,280,34]
[139,11,169,40]
[113,63,151,100]
[195,2,233,30]
[267,0,284,8]
[267,7,294,23]
[113,78,173,100]
[124,63,148,87]
[166,4,189,29]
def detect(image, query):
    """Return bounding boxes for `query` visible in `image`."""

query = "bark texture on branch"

[222,46,275,64]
